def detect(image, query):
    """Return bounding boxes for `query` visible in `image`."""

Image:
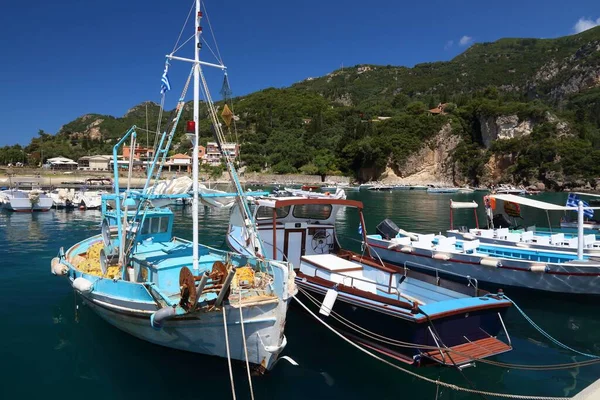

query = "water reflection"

[1,191,599,400]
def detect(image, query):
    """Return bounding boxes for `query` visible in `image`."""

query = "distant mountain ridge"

[292,26,600,106]
[2,27,600,188]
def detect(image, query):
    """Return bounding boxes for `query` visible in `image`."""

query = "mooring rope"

[504,295,600,359]
[293,295,569,400]
[297,287,600,371]
[222,306,237,400]
[239,293,255,400]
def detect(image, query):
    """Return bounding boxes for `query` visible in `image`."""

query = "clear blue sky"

[0,0,598,146]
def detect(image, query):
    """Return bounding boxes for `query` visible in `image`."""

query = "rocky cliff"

[382,123,461,184]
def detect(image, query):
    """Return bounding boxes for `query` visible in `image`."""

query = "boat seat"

[585,234,596,246]
[495,228,509,240]
[521,231,534,242]
[462,240,480,254]
[550,233,564,245]
[535,236,550,245]
[506,232,521,242]
[435,236,456,252]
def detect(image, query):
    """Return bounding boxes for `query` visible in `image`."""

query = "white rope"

[201,37,222,65]
[298,286,600,371]
[172,0,195,53]
[222,306,237,400]
[173,34,195,55]
[239,293,255,400]
[201,1,223,64]
[293,296,569,400]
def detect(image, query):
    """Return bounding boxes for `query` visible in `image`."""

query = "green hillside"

[2,27,600,188]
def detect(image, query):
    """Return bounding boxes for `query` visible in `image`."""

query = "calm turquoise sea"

[1,190,599,399]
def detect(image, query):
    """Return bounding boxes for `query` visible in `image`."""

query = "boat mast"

[192,0,201,271]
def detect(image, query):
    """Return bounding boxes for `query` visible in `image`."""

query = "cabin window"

[158,216,169,233]
[141,216,170,234]
[292,204,332,220]
[256,206,291,220]
[151,217,160,233]
[142,218,150,235]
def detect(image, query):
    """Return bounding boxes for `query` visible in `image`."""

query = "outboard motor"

[492,213,513,229]
[376,219,401,240]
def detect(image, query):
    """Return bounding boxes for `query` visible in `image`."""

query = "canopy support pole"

[578,201,584,260]
[546,211,552,233]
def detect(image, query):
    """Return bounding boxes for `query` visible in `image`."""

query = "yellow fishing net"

[77,242,121,279]
[232,266,255,288]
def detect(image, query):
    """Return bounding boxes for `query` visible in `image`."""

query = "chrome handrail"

[403,260,479,296]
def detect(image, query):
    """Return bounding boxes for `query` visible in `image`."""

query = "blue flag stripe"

[566,193,594,218]
[160,60,171,94]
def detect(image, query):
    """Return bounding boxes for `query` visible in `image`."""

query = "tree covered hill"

[2,27,600,188]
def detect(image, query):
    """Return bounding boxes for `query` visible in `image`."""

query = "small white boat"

[457,187,475,194]
[391,184,411,190]
[0,189,53,212]
[73,190,105,210]
[427,186,459,194]
[409,185,428,190]
[494,184,526,195]
[368,184,393,191]
[48,188,76,209]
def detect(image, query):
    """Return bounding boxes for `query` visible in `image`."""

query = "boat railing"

[402,261,481,297]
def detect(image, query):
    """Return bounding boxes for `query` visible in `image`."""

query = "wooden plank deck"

[423,337,512,366]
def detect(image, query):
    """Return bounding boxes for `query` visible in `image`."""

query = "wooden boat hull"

[295,274,510,366]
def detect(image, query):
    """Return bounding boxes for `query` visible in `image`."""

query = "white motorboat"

[0,189,53,212]
[48,188,76,209]
[73,190,105,210]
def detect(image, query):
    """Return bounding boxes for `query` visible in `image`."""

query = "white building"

[78,155,113,171]
[46,156,78,170]
[203,142,238,166]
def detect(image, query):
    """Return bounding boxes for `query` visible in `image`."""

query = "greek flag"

[358,224,363,236]
[160,60,171,94]
[566,193,594,218]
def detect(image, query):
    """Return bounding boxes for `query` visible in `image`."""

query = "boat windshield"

[292,204,332,220]
[256,206,291,220]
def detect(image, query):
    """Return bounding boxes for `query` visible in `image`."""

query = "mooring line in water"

[222,306,237,400]
[239,293,255,400]
[298,287,600,371]
[293,295,570,400]
[504,296,600,360]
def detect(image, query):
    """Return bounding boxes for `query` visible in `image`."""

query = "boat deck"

[134,239,221,272]
[423,336,511,366]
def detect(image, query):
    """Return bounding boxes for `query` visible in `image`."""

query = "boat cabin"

[103,207,174,245]
[230,197,366,268]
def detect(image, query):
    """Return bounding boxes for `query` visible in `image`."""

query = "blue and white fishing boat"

[50,1,296,373]
[446,196,600,255]
[367,196,600,295]
[227,197,513,367]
